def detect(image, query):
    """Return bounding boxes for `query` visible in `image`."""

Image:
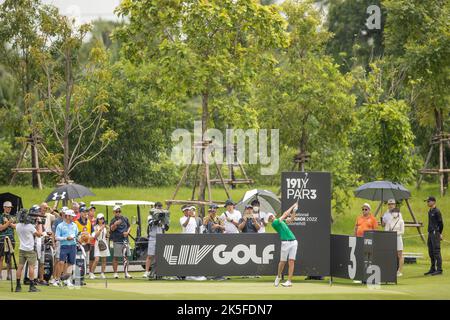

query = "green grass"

[0,182,449,299]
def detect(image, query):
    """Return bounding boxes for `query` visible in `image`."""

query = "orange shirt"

[355,214,378,237]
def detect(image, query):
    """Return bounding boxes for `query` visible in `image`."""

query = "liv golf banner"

[281,172,331,276]
[156,234,281,276]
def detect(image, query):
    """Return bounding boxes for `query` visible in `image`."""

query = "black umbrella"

[45,183,95,202]
[354,181,411,201]
[0,192,23,215]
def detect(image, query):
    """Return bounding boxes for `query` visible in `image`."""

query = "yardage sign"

[281,172,331,276]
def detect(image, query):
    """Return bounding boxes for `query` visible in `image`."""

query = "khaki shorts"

[19,250,37,267]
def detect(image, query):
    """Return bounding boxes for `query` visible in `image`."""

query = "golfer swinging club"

[268,202,298,287]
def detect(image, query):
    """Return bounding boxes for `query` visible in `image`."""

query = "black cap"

[155,202,163,208]
[250,199,260,206]
[224,199,235,207]
[425,196,436,202]
[88,206,96,210]
[209,204,218,210]
[245,204,253,209]
[80,207,87,212]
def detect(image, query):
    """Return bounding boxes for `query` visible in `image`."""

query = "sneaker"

[37,279,48,286]
[29,286,40,292]
[100,273,106,279]
[15,285,22,292]
[431,270,443,276]
[125,273,133,279]
[52,280,60,287]
[424,270,435,276]
[274,276,280,287]
[143,272,149,278]
[113,273,119,279]
[89,273,96,280]
[397,272,403,277]
[353,280,362,283]
[49,279,57,285]
[65,279,74,288]
[281,280,292,287]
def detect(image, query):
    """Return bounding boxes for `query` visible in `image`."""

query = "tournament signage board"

[156,233,281,276]
[281,172,331,276]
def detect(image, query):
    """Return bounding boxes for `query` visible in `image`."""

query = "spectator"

[190,206,204,234]
[54,209,78,287]
[87,206,97,276]
[154,202,163,209]
[109,205,132,279]
[251,199,269,233]
[354,203,378,237]
[219,199,241,234]
[143,209,169,278]
[238,205,261,233]
[382,199,403,227]
[0,201,16,281]
[75,207,93,275]
[15,211,43,292]
[72,202,81,221]
[90,213,109,279]
[385,207,405,277]
[50,206,67,285]
[180,205,197,234]
[203,204,225,234]
[36,202,51,286]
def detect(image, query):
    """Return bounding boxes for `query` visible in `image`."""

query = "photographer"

[0,201,16,281]
[143,208,169,278]
[219,199,241,234]
[238,205,261,233]
[180,205,197,234]
[15,209,43,292]
[203,204,225,234]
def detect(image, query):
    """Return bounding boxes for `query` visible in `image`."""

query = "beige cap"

[387,199,396,204]
[3,201,12,207]
[362,203,371,210]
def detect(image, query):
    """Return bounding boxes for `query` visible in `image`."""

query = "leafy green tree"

[115,0,287,203]
[253,0,357,213]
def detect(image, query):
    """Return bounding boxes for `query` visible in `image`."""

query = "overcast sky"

[41,0,122,23]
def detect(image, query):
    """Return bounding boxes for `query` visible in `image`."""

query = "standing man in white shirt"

[179,205,197,234]
[220,199,241,234]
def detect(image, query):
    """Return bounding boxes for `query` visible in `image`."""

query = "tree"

[115,0,287,205]
[31,13,117,183]
[253,0,357,212]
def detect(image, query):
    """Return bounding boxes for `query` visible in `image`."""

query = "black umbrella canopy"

[354,181,411,202]
[45,183,95,202]
[0,192,23,215]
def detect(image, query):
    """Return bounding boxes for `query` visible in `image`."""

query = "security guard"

[424,196,444,276]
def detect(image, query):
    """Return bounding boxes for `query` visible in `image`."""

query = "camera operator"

[143,208,169,278]
[203,204,225,234]
[15,209,43,292]
[0,201,16,281]
[238,205,261,233]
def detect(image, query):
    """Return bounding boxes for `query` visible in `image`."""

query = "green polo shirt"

[272,218,296,241]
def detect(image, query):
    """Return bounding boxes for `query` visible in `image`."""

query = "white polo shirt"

[180,215,197,234]
[219,210,242,234]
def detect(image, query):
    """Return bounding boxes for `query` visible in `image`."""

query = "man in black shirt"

[424,196,444,276]
[238,205,260,233]
[110,205,132,279]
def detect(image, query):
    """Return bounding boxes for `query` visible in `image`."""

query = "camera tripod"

[2,236,18,292]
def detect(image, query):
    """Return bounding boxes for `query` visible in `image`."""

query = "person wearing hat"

[381,199,403,228]
[143,208,169,278]
[90,213,110,279]
[238,205,261,233]
[354,203,378,237]
[154,202,163,209]
[0,201,16,281]
[87,205,97,275]
[203,204,225,234]
[54,209,78,287]
[109,205,132,279]
[251,199,270,234]
[49,206,68,285]
[385,207,405,277]
[219,199,242,234]
[179,205,197,234]
[424,196,444,276]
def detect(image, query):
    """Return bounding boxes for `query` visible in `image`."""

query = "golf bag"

[42,238,54,282]
[72,244,87,285]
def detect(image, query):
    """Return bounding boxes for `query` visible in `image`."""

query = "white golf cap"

[64,209,76,217]
[362,203,371,210]
[387,199,396,204]
[3,201,12,207]
[96,213,105,219]
[189,206,196,211]
[113,205,121,211]
[61,206,69,213]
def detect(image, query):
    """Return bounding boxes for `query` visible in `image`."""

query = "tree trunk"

[63,48,72,183]
[197,91,209,218]
[298,121,308,172]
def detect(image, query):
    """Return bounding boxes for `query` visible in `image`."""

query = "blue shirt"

[55,221,78,246]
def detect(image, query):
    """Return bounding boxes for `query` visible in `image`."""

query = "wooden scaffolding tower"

[166,140,253,217]
[417,132,450,196]
[10,134,63,189]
